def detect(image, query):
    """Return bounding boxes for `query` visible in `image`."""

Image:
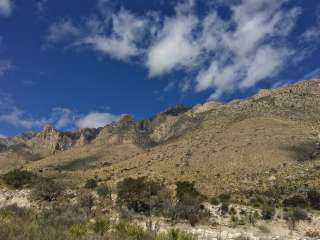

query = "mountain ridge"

[1,79,320,196]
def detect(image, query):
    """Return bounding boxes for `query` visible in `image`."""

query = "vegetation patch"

[2,169,38,189]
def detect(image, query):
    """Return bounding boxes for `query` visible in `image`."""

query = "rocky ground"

[1,187,320,239]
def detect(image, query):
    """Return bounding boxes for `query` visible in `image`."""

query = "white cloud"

[0,93,121,131]
[301,5,320,43]
[76,112,120,128]
[83,8,148,61]
[0,0,13,17]
[302,24,320,43]
[193,0,300,98]
[46,0,306,98]
[145,0,301,96]
[0,108,48,129]
[0,133,5,138]
[47,19,81,43]
[146,14,200,77]
[50,108,76,129]
[0,93,48,129]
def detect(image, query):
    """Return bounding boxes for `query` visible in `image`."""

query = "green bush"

[96,184,111,199]
[32,179,63,202]
[117,177,165,214]
[307,189,320,210]
[218,193,231,203]
[284,208,308,230]
[210,197,219,205]
[261,205,275,220]
[174,181,208,226]
[84,178,98,189]
[220,202,229,215]
[78,192,95,216]
[175,182,205,202]
[156,229,196,240]
[91,218,111,236]
[283,195,308,208]
[0,205,197,240]
[2,169,37,188]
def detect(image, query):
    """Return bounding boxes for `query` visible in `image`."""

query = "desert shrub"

[112,220,153,240]
[220,202,229,215]
[229,207,237,215]
[84,178,98,189]
[0,204,198,240]
[39,204,86,228]
[285,208,308,230]
[96,184,111,199]
[174,181,208,226]
[249,194,267,207]
[284,208,308,221]
[156,229,196,240]
[283,195,308,208]
[307,188,320,210]
[69,223,87,239]
[218,193,231,203]
[175,182,205,202]
[117,177,166,215]
[0,204,31,222]
[78,192,95,216]
[91,218,111,236]
[2,169,37,188]
[32,179,63,201]
[261,205,275,220]
[305,229,320,238]
[210,197,219,205]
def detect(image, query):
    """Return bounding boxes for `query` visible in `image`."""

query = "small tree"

[32,179,63,202]
[174,181,208,226]
[117,177,165,215]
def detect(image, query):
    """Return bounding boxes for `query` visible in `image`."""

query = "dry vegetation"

[1,80,320,239]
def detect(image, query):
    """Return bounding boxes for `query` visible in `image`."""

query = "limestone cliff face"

[0,125,102,161]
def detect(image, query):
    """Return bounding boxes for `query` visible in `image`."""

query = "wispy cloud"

[83,8,150,61]
[301,5,320,44]
[0,93,121,131]
[46,0,316,99]
[76,112,120,128]
[0,0,13,17]
[47,19,81,43]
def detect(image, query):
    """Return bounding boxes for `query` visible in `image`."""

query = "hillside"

[1,79,320,239]
[0,79,319,195]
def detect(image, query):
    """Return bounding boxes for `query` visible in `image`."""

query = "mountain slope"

[1,79,320,196]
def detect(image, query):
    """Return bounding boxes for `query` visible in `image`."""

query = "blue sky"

[0,0,319,137]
